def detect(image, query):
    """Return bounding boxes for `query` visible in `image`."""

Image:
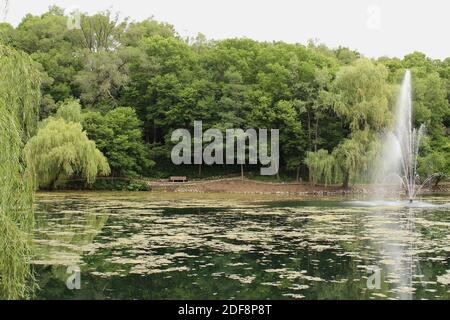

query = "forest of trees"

[0,6,448,189]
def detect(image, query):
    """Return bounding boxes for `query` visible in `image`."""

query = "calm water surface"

[33,192,450,300]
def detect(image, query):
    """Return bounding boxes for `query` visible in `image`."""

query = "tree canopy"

[25,118,110,189]
[1,7,448,187]
[83,107,152,177]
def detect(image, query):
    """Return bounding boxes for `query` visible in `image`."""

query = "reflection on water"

[33,192,450,300]
[365,207,418,300]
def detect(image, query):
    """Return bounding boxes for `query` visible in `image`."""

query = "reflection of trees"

[277,207,395,299]
[33,209,108,293]
[363,208,421,300]
[32,199,450,300]
[35,211,108,259]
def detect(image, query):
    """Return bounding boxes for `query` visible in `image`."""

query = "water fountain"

[381,70,435,203]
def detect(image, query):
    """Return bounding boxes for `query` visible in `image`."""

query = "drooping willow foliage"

[332,129,381,188]
[0,44,40,299]
[305,130,381,188]
[304,149,341,187]
[304,59,389,189]
[54,98,82,123]
[25,118,110,189]
[330,59,392,132]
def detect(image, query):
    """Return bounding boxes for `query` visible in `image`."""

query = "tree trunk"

[296,166,301,182]
[50,175,59,191]
[342,172,350,190]
[307,111,312,151]
[308,167,314,186]
[434,177,442,188]
[198,164,202,177]
[241,164,244,181]
[314,118,319,152]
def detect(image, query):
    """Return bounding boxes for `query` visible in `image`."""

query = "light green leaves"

[25,118,110,189]
[0,44,40,299]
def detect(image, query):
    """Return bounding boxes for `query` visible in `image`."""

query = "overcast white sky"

[2,0,449,59]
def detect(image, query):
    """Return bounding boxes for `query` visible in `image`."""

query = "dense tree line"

[0,7,448,187]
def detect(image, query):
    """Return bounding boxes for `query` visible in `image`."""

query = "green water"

[33,192,450,300]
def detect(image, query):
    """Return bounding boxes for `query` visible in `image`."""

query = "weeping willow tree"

[0,44,40,299]
[25,118,110,189]
[304,149,341,187]
[330,59,392,132]
[318,59,391,189]
[54,98,82,123]
[332,129,381,189]
[305,131,381,189]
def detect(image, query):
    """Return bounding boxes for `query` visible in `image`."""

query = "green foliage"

[74,50,130,108]
[120,19,176,47]
[332,130,381,188]
[304,149,340,186]
[4,7,449,186]
[0,44,40,299]
[412,72,448,147]
[76,10,127,52]
[25,118,110,189]
[91,179,150,191]
[55,98,82,123]
[418,151,450,186]
[9,8,83,117]
[330,59,392,131]
[83,107,153,176]
[1,6,449,303]
[0,23,14,45]
[378,54,450,188]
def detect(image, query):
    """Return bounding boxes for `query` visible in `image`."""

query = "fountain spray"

[382,70,435,202]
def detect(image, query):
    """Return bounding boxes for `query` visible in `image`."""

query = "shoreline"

[147,178,450,195]
[42,177,450,197]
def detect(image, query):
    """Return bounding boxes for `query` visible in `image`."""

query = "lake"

[33,192,450,300]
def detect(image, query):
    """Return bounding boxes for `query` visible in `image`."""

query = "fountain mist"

[381,70,432,202]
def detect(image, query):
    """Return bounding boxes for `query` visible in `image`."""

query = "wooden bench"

[170,176,188,183]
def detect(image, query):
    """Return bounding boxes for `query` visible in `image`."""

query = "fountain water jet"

[381,70,435,202]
